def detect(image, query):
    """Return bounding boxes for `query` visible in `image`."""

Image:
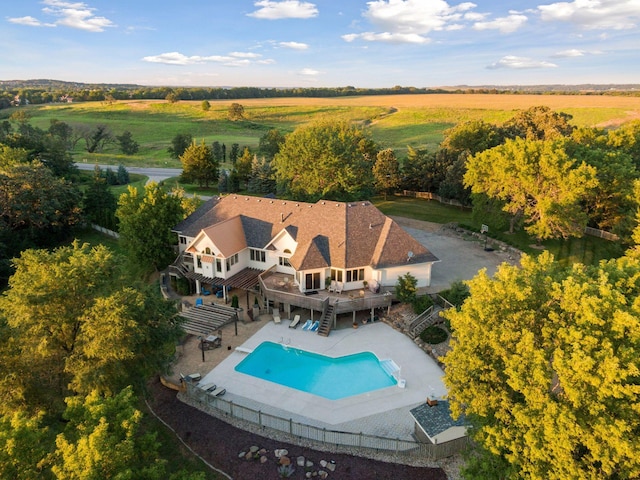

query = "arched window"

[283,249,291,254]
[205,247,211,254]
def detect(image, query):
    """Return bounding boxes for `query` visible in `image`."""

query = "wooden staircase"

[316,303,334,337]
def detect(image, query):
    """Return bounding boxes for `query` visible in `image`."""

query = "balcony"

[258,270,393,315]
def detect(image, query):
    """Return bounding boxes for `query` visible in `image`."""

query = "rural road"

[75,162,182,184]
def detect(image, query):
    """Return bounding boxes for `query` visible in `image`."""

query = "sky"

[2,0,640,88]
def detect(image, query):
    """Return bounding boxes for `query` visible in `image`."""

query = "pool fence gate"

[184,382,468,462]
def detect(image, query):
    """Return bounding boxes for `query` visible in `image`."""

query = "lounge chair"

[289,314,301,329]
[310,320,320,332]
[195,298,203,307]
[301,319,312,330]
[199,383,216,392]
[328,280,337,292]
[335,282,343,294]
[201,286,211,296]
[272,308,281,324]
[210,387,226,397]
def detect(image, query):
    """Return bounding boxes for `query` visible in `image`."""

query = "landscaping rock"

[279,455,291,466]
[249,445,259,453]
[319,471,328,479]
[260,455,268,464]
[306,460,314,468]
[320,459,327,468]
[245,451,253,460]
[238,451,246,458]
[327,462,336,472]
[297,456,306,467]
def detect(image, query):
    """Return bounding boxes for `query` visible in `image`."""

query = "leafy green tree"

[0,410,51,479]
[167,133,193,159]
[165,92,178,103]
[227,102,244,121]
[117,164,129,184]
[47,119,73,150]
[395,272,418,304]
[82,124,112,153]
[52,387,167,480]
[201,100,211,111]
[82,174,118,230]
[211,140,223,162]
[116,182,186,269]
[179,141,219,188]
[503,105,575,141]
[607,119,640,168]
[273,120,378,201]
[0,144,29,168]
[464,138,597,240]
[116,130,139,155]
[258,128,286,159]
[236,147,253,189]
[443,252,640,479]
[373,148,401,200]
[229,143,240,164]
[441,120,503,156]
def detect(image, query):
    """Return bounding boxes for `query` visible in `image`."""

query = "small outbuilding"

[409,399,468,444]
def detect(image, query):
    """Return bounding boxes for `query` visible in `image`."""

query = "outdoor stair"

[316,304,334,337]
[408,305,444,339]
[380,359,400,377]
[178,303,238,336]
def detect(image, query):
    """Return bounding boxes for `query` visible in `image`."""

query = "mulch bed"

[147,378,447,480]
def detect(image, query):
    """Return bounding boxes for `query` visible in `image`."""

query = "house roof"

[175,195,438,270]
[409,401,467,440]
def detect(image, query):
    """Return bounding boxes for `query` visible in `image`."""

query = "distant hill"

[1,79,640,93]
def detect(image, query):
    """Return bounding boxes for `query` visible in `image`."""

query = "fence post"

[258,410,262,427]
[359,432,362,448]
[230,400,234,417]
[289,418,292,434]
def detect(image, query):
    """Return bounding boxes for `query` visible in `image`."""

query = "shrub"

[395,272,418,304]
[420,325,448,344]
[439,280,470,308]
[412,294,434,314]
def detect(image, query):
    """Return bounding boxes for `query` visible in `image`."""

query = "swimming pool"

[234,341,397,400]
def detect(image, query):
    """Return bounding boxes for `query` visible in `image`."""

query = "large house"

[172,195,438,332]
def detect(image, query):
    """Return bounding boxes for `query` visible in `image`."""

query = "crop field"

[6,93,640,167]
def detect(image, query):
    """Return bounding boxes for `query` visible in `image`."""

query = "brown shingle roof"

[179,195,438,269]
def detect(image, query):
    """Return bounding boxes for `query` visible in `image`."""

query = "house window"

[346,268,364,282]
[196,256,202,269]
[205,247,211,254]
[250,248,266,263]
[330,269,343,282]
[216,258,222,273]
[179,236,187,244]
[279,257,291,267]
[226,253,239,271]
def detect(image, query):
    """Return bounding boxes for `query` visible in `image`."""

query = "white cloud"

[552,48,604,57]
[279,41,309,50]
[487,55,558,69]
[142,51,272,67]
[473,13,528,33]
[8,15,56,27]
[342,31,430,44]
[538,0,640,30]
[248,0,318,20]
[363,0,477,34]
[299,68,320,76]
[41,0,115,32]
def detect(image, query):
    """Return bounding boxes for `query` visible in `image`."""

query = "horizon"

[2,1,639,88]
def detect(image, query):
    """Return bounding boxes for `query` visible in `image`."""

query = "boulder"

[260,456,268,464]
[279,455,291,466]
[249,445,259,453]
[245,451,253,460]
[320,460,327,468]
[319,471,328,479]
[238,451,246,458]
[326,462,336,472]
[297,456,306,467]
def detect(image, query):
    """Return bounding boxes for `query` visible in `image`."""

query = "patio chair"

[335,282,343,294]
[195,298,203,307]
[328,280,337,292]
[201,286,211,296]
[272,308,281,324]
[289,314,301,329]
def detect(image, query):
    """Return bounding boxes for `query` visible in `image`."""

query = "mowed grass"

[9,93,640,168]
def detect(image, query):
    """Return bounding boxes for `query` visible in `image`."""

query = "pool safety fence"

[185,382,468,462]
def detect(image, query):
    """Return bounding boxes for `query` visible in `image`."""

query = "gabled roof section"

[173,195,438,270]
[410,401,467,440]
[202,216,246,257]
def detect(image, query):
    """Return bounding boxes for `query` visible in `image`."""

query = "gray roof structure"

[409,401,467,441]
[174,195,438,271]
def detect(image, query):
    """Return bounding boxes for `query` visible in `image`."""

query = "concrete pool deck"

[196,319,447,440]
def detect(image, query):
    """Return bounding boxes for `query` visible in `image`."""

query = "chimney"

[426,395,438,407]
[280,212,284,223]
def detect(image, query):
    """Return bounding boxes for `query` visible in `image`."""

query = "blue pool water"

[234,341,396,400]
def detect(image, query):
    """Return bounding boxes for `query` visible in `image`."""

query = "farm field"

[7,93,640,168]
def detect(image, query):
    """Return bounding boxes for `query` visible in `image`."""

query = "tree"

[82,124,112,153]
[52,387,167,479]
[273,120,378,201]
[503,105,574,141]
[236,147,253,189]
[395,272,417,304]
[229,143,240,164]
[372,148,401,200]
[116,182,186,269]
[247,155,276,194]
[47,119,73,150]
[167,133,193,159]
[165,91,178,103]
[0,242,183,410]
[464,138,598,240]
[179,141,218,188]
[201,100,211,111]
[0,410,51,479]
[82,174,118,230]
[117,164,130,185]
[211,141,223,162]
[258,128,286,159]
[116,130,139,155]
[228,102,244,121]
[441,120,503,156]
[443,252,640,479]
